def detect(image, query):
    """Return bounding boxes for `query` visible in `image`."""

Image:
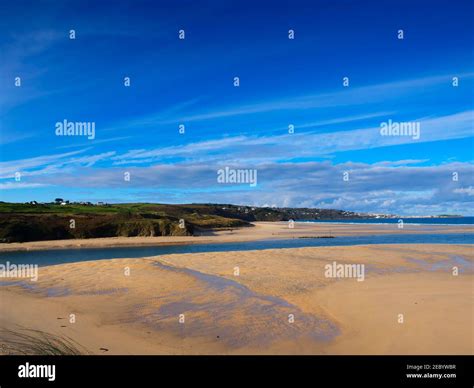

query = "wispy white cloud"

[0,149,115,179]
[98,73,473,136]
[110,110,474,165]
[154,73,474,124]
[55,136,132,149]
[454,187,474,196]
[0,182,49,190]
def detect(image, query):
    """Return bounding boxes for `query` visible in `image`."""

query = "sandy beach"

[0,221,472,252]
[1,242,472,355]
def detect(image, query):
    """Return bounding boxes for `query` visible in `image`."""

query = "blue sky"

[1,0,473,215]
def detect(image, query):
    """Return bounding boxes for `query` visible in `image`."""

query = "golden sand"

[1,243,472,355]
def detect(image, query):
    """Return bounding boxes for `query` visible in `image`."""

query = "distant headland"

[0,200,464,243]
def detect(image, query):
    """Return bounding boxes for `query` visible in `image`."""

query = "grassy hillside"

[0,202,375,243]
[0,203,249,243]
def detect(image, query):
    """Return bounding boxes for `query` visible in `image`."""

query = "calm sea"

[1,233,473,267]
[298,217,474,225]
